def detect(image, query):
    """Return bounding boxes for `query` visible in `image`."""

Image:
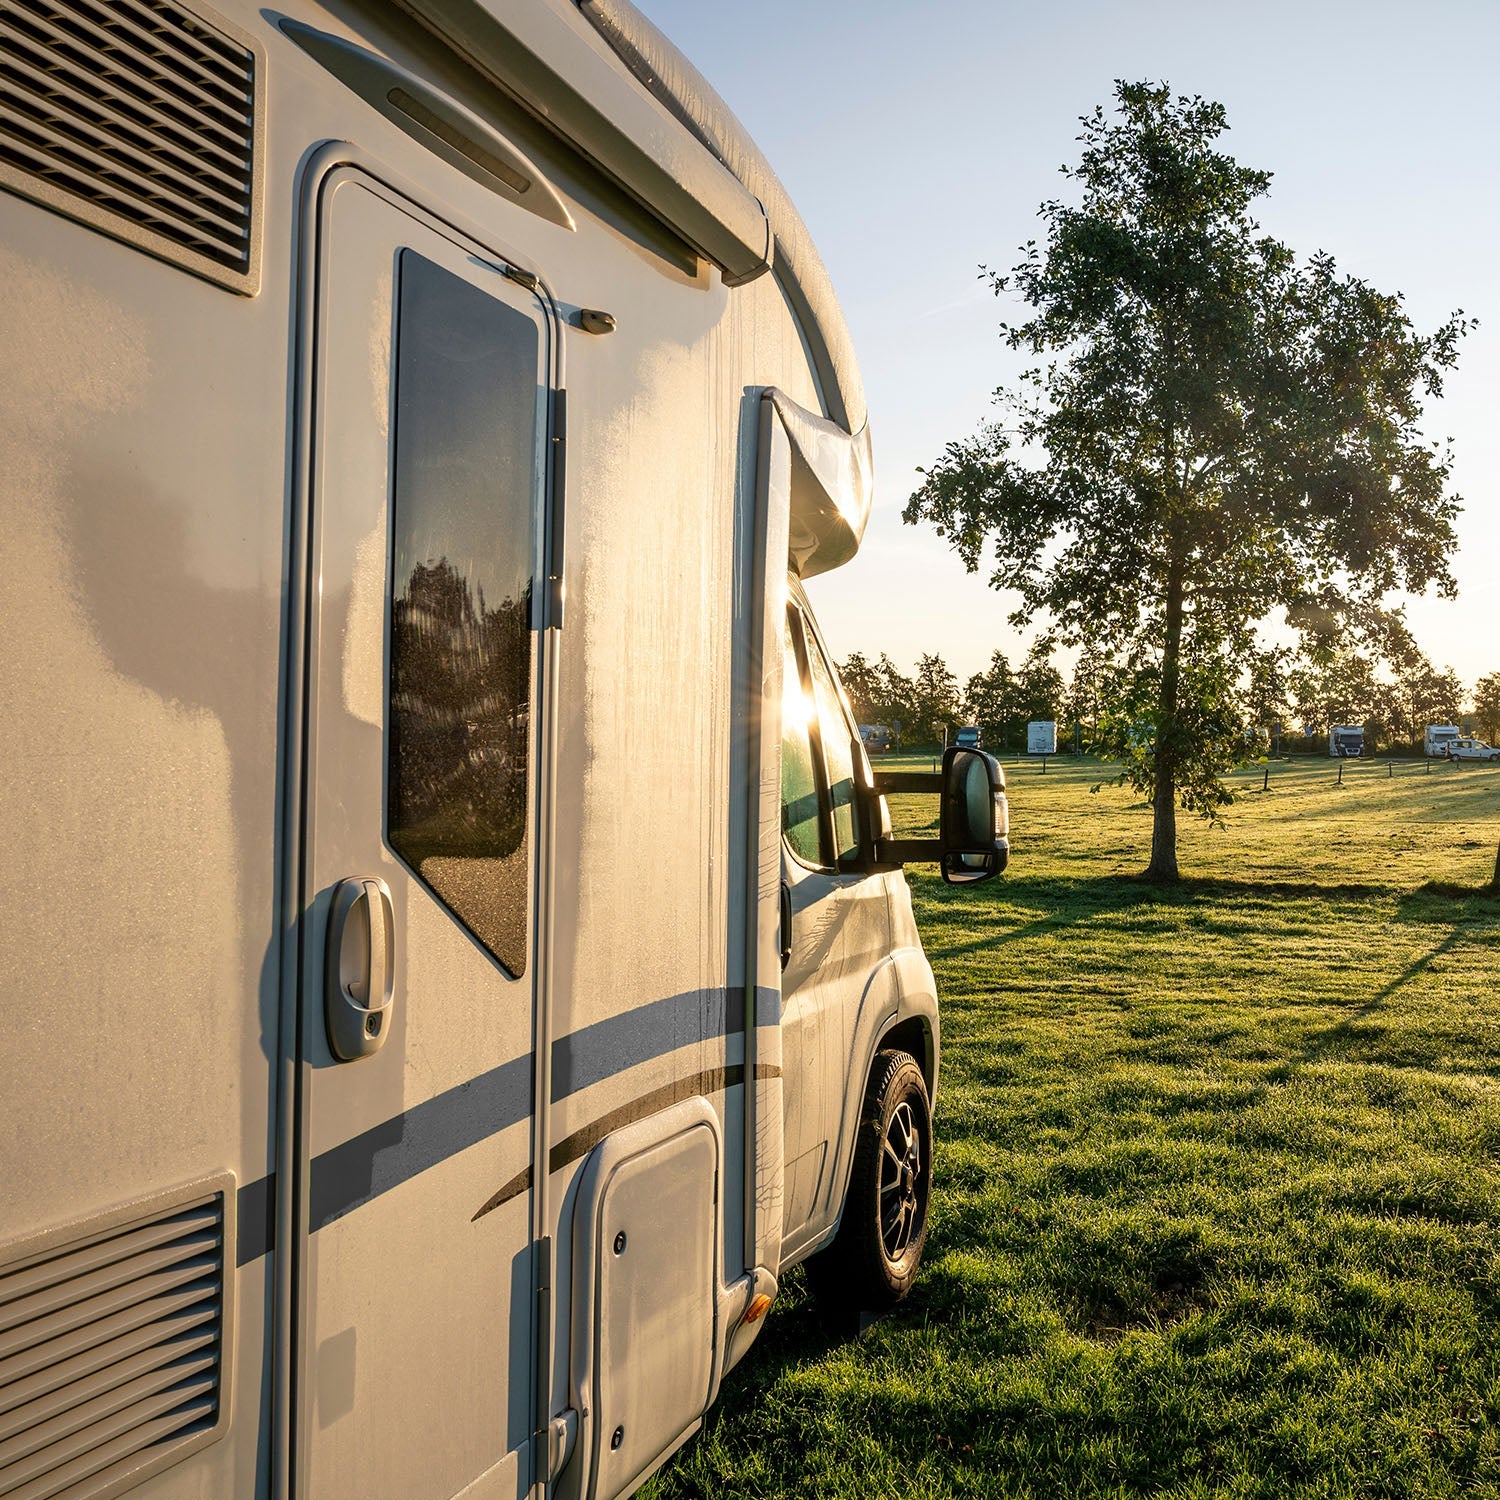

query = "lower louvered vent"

[0,1191,226,1500]
[0,0,259,291]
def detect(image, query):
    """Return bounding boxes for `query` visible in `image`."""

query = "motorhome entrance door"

[294,169,552,1500]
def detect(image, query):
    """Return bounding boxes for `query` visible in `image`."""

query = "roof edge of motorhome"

[393,0,770,272]
[393,0,867,436]
[576,0,867,437]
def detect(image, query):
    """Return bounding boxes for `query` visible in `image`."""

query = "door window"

[387,251,542,977]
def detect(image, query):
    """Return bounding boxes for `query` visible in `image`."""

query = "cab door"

[294,168,555,1500]
[778,594,893,1260]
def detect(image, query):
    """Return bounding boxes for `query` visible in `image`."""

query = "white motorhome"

[0,4,1009,1500]
[1027,720,1057,756]
[1330,725,1365,758]
[1425,725,1460,757]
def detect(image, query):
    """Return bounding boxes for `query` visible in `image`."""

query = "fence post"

[1338,759,1344,786]
[1388,761,1394,779]
[1263,765,1269,792]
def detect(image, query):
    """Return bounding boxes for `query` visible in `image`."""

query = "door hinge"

[532,1235,578,1489]
[533,1232,553,1490]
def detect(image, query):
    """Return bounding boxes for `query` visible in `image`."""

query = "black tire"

[808,1049,932,1313]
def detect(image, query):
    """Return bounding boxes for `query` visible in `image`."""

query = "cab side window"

[782,614,826,866]
[804,625,863,865]
[782,603,866,871]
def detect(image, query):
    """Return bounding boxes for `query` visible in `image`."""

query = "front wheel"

[808,1049,932,1312]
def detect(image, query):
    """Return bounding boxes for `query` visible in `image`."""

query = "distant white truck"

[1028,720,1058,755]
[1446,737,1500,763]
[1330,725,1365,758]
[1425,724,1461,757]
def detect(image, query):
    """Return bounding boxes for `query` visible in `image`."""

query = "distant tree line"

[841,632,1500,757]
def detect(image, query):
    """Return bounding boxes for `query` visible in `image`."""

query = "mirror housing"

[938,747,1008,884]
[861,746,1009,886]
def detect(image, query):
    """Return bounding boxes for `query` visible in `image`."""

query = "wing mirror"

[860,745,1009,885]
[939,747,1008,883]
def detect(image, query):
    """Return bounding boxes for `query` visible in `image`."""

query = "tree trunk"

[1147,550,1186,881]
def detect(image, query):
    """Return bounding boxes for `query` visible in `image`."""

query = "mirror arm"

[860,746,1008,882]
[871,771,943,794]
[874,837,943,865]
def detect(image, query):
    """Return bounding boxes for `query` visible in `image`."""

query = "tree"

[1474,673,1500,743]
[910,653,960,746]
[840,651,918,744]
[1292,649,1379,740]
[838,651,883,726]
[904,81,1470,878]
[1244,646,1293,744]
[1382,627,1464,746]
[1065,644,1117,743]
[1017,644,1065,728]
[963,651,1018,749]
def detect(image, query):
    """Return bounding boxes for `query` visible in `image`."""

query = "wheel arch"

[809,943,940,1260]
[880,1015,935,1100]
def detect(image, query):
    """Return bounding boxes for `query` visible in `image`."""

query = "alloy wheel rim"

[879,1100,924,1261]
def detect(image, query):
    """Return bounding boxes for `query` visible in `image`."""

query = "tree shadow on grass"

[1281,886,1498,1077]
[1400,878,1500,911]
[919,874,1405,962]
[1290,923,1471,1069]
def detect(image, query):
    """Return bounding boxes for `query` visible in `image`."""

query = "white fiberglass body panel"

[0,0,933,1496]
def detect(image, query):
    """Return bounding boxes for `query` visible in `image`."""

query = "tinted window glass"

[388,252,540,976]
[805,625,863,863]
[782,616,825,866]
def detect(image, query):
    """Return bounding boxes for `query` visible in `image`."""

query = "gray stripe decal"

[237,1174,275,1266]
[237,982,784,1257]
[753,984,781,1027]
[549,983,780,1100]
[474,1061,782,1221]
[310,1053,533,1232]
[550,986,743,1100]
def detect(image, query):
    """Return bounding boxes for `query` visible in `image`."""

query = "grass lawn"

[645,755,1500,1499]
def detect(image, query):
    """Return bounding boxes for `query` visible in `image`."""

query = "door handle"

[779,881,792,971]
[325,877,396,1060]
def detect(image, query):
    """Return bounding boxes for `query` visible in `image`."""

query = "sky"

[634,0,1500,692]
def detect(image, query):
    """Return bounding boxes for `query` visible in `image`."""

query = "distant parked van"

[955,725,981,749]
[859,723,895,753]
[1330,725,1366,757]
[1425,725,1461,757]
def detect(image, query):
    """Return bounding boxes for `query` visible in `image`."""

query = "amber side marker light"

[741,1294,774,1325]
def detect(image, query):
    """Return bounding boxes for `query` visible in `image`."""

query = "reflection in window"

[782,616,824,866]
[388,252,540,977]
[805,626,863,864]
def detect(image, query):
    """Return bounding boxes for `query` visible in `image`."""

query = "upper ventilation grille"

[0,1180,232,1500]
[0,0,261,293]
